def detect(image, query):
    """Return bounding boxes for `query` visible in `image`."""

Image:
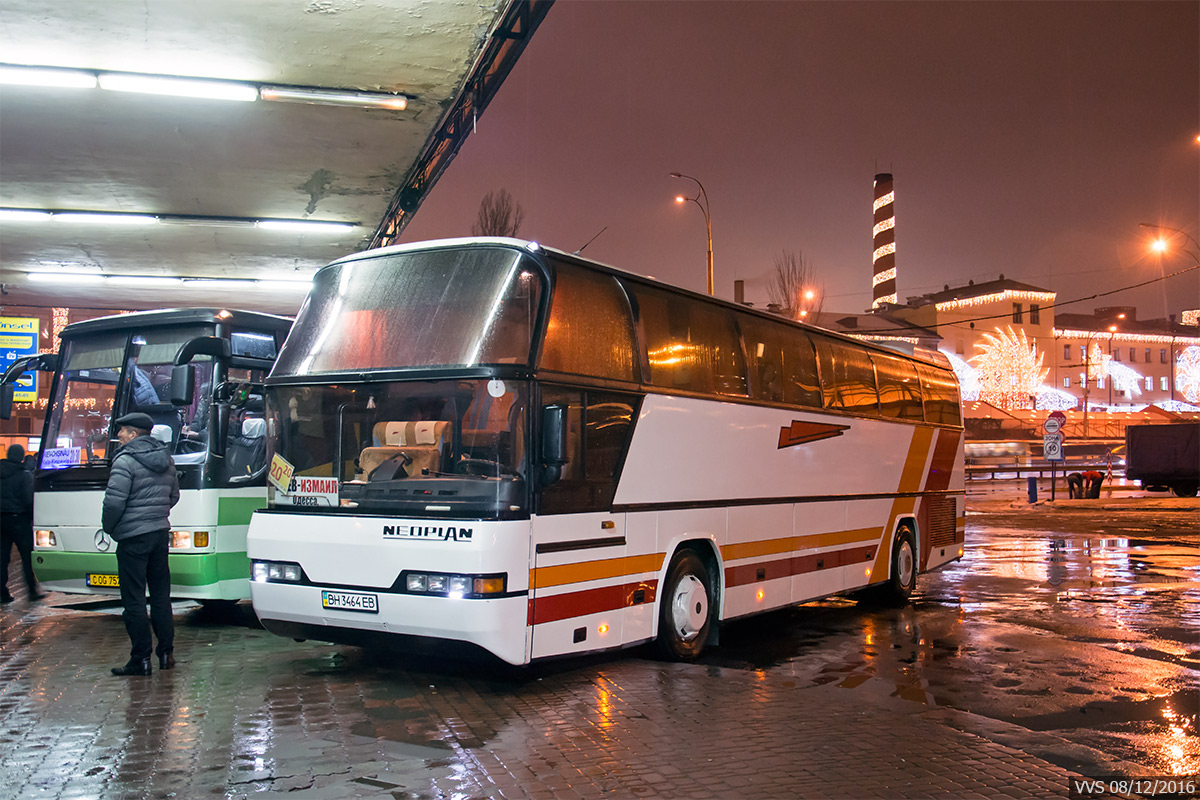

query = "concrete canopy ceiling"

[0,0,541,315]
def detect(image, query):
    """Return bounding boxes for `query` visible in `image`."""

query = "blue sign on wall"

[1,317,41,402]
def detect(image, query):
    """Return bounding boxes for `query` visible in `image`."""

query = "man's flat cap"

[114,412,154,431]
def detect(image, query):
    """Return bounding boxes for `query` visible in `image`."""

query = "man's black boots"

[111,658,152,676]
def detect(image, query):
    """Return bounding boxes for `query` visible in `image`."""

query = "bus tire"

[1171,482,1198,498]
[880,526,917,606]
[656,549,713,661]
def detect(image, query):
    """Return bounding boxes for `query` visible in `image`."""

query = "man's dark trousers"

[115,529,174,661]
[1,511,37,597]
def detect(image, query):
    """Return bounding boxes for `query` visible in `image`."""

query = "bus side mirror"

[174,336,231,365]
[0,352,58,420]
[170,365,195,406]
[540,404,569,485]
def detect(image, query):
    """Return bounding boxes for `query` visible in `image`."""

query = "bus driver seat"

[359,420,449,479]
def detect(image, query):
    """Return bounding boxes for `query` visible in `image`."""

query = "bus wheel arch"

[655,540,720,661]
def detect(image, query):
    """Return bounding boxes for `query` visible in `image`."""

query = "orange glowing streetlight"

[670,172,714,295]
[1140,222,1200,263]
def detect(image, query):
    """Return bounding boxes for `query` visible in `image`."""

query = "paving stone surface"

[0,590,1134,799]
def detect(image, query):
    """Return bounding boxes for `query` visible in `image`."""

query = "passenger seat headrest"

[241,417,267,438]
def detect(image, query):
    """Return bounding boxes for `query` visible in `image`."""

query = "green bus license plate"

[87,573,120,587]
[321,590,378,613]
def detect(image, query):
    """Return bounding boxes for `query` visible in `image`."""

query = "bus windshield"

[272,246,542,377]
[40,325,214,470]
[266,378,528,518]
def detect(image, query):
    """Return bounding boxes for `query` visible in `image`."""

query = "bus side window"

[815,337,880,416]
[540,262,637,382]
[634,286,747,397]
[872,352,925,421]
[740,315,821,408]
[918,365,962,426]
[538,388,636,515]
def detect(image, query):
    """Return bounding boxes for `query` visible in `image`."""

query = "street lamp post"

[1140,223,1199,404]
[671,172,713,295]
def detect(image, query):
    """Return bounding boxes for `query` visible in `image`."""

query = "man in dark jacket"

[1,444,43,603]
[103,412,179,675]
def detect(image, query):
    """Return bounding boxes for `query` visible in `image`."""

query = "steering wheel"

[456,457,499,477]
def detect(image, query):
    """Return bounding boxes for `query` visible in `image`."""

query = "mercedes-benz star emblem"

[94,530,112,552]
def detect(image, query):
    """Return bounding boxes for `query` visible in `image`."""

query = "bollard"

[1027,476,1038,504]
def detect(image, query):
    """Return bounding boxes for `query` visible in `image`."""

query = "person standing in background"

[1,444,43,603]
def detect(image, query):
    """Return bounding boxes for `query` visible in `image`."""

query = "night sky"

[401,1,1199,320]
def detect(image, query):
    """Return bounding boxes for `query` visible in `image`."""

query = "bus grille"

[928,498,956,547]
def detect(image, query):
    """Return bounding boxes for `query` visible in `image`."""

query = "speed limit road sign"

[1044,432,1064,461]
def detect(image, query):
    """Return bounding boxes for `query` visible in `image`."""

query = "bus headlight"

[252,560,304,583]
[401,571,506,598]
[35,530,56,547]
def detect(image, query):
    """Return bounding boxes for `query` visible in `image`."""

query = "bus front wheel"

[656,549,713,661]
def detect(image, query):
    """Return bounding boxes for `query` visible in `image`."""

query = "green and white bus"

[1,308,291,604]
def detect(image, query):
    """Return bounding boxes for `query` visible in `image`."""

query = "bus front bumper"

[31,549,250,600]
[250,580,530,666]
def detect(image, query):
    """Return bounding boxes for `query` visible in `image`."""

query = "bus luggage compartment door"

[529,512,630,660]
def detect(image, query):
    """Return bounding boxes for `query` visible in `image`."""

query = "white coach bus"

[1,308,291,604]
[248,239,964,664]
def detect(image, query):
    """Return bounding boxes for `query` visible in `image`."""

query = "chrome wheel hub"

[669,574,708,642]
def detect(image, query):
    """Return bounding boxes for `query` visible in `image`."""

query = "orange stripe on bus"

[532,553,664,589]
[721,528,880,561]
[874,426,936,578]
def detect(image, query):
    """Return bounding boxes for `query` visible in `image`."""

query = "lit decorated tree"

[1086,342,1109,384]
[969,326,1048,410]
[1178,345,1200,404]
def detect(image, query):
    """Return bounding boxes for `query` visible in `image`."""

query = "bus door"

[529,388,639,659]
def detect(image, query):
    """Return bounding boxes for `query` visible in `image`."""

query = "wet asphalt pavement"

[1,484,1196,799]
[699,487,1200,779]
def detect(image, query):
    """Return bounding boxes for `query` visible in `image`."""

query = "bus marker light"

[35,530,56,547]
[474,577,505,595]
[864,568,872,578]
[756,589,765,602]
[194,531,210,548]
[598,624,609,635]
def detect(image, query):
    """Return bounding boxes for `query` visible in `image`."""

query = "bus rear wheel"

[656,549,713,661]
[880,526,917,605]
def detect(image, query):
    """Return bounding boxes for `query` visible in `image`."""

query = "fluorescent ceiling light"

[159,216,256,228]
[260,86,408,110]
[257,280,314,291]
[107,276,183,287]
[0,65,97,89]
[53,212,158,225]
[97,73,258,102]
[27,272,105,284]
[0,209,52,222]
[256,219,357,233]
[181,279,253,290]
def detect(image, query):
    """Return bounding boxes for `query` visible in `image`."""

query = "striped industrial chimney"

[872,173,896,308]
